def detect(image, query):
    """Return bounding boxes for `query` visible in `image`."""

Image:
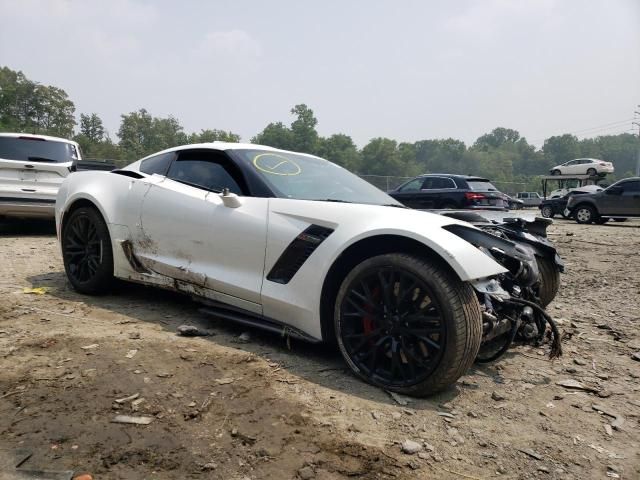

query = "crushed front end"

[443,214,564,362]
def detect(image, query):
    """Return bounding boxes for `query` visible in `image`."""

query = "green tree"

[414,138,466,173]
[360,138,404,176]
[252,121,294,150]
[117,109,187,160]
[79,113,105,143]
[289,104,319,154]
[473,127,520,151]
[317,133,361,171]
[188,129,240,143]
[0,66,75,136]
[543,134,580,167]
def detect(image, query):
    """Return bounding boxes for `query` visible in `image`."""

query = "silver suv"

[0,133,81,219]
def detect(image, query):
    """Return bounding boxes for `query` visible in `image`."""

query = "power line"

[565,118,633,135]
[530,117,634,143]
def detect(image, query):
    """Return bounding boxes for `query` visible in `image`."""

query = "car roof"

[0,132,79,146]
[138,142,320,162]
[417,173,491,182]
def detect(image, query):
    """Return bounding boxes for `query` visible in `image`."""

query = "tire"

[575,205,597,224]
[587,168,596,176]
[551,169,561,175]
[334,253,482,397]
[536,256,560,307]
[61,207,114,294]
[540,205,555,218]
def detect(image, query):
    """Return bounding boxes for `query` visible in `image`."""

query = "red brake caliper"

[362,287,380,336]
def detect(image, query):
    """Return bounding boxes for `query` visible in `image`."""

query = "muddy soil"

[0,218,638,479]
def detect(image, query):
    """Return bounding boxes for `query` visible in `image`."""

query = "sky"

[1,0,639,147]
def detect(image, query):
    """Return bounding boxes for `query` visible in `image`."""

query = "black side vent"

[267,225,334,284]
[111,169,145,179]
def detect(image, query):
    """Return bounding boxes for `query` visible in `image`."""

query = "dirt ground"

[0,217,639,480]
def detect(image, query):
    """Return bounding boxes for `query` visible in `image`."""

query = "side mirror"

[220,188,243,208]
[606,186,622,195]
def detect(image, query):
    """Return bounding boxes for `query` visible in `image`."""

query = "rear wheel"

[540,205,554,218]
[536,256,560,307]
[575,205,597,224]
[61,207,114,294]
[334,253,482,396]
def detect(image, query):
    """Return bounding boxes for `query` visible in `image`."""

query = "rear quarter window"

[140,152,174,175]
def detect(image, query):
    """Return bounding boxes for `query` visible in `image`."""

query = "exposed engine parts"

[443,213,564,363]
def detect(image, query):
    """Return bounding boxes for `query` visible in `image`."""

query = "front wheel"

[334,253,482,397]
[61,207,114,294]
[587,168,597,176]
[540,205,554,218]
[575,205,597,224]
[551,169,561,175]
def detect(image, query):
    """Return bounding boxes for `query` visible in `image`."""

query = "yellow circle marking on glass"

[253,153,301,176]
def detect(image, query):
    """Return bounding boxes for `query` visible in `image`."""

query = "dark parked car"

[503,193,524,210]
[538,187,603,218]
[566,177,640,224]
[388,174,508,210]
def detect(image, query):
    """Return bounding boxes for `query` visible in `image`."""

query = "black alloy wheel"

[62,207,114,294]
[335,254,482,396]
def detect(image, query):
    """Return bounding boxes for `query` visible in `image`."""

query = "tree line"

[1,66,637,191]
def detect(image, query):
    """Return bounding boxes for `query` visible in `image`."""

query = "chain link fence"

[491,181,527,195]
[358,175,413,192]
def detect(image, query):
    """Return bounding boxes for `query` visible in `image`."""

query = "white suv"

[0,133,82,219]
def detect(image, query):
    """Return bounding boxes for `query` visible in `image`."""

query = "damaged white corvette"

[55,143,563,396]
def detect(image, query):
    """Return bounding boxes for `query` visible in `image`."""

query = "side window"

[621,181,640,193]
[399,178,424,192]
[435,177,456,189]
[140,152,173,175]
[167,151,244,194]
[421,178,435,190]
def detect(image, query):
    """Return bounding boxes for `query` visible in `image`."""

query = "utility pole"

[634,105,640,177]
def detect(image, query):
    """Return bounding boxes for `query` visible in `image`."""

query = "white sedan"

[55,143,562,396]
[550,158,614,176]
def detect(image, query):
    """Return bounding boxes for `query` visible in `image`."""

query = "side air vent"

[266,225,334,284]
[111,170,145,179]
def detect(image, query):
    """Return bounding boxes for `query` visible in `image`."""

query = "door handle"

[24,164,34,169]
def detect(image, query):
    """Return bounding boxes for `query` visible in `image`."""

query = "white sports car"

[56,143,563,396]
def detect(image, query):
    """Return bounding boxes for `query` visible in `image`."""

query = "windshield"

[0,137,78,163]
[232,149,402,206]
[467,180,498,192]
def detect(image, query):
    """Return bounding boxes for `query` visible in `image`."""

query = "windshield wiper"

[313,198,353,203]
[27,156,58,163]
[383,203,407,208]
